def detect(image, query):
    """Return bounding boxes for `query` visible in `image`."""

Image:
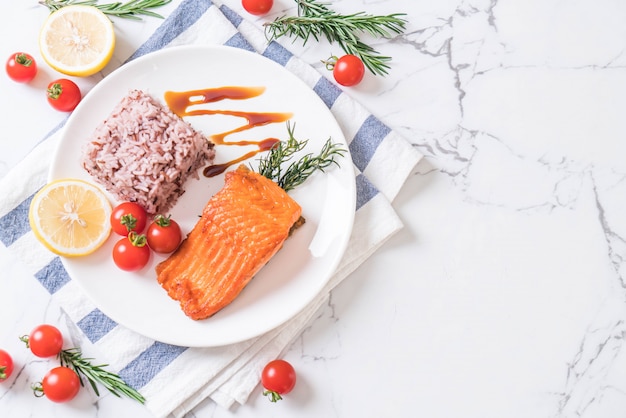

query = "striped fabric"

[0,1,421,416]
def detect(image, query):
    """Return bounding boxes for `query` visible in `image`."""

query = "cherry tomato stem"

[121,214,140,231]
[32,381,45,398]
[154,214,172,227]
[128,231,147,247]
[263,389,284,402]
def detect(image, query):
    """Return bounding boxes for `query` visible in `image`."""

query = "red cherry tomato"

[0,349,14,382]
[242,0,273,15]
[332,54,365,87]
[36,366,81,403]
[110,202,148,236]
[146,215,182,253]
[24,324,63,358]
[6,52,37,83]
[112,232,151,271]
[261,359,296,402]
[46,79,82,112]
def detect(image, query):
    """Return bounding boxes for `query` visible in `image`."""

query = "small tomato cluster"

[21,325,80,403]
[0,324,81,403]
[2,324,145,404]
[110,202,182,271]
[5,52,82,112]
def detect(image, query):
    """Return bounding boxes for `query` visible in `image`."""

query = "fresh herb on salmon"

[256,122,347,192]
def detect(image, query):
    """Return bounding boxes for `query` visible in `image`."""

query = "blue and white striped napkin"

[0,1,421,416]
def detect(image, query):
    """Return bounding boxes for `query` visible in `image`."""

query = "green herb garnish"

[39,0,172,20]
[256,121,346,192]
[264,0,407,76]
[59,347,145,404]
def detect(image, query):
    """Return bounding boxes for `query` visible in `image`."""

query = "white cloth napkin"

[0,1,422,416]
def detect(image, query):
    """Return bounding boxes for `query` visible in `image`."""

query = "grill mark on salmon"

[155,165,302,320]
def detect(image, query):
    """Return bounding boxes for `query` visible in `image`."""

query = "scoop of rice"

[82,89,215,215]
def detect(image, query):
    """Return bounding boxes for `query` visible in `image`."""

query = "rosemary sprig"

[59,347,145,404]
[256,122,347,192]
[264,0,407,75]
[39,0,172,20]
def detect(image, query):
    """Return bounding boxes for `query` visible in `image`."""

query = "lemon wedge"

[29,179,112,257]
[39,5,115,77]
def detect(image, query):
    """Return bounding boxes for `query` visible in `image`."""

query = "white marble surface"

[3,0,626,417]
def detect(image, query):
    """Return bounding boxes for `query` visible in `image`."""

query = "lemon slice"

[39,5,115,77]
[29,179,112,257]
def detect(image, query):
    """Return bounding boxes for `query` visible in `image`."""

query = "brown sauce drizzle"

[164,87,291,177]
[202,138,279,178]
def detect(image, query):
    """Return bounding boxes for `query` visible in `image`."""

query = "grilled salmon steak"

[155,165,302,320]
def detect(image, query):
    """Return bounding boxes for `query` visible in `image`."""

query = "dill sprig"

[256,122,347,192]
[264,0,407,76]
[59,347,145,404]
[39,0,172,20]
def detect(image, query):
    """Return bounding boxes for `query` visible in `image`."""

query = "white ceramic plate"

[49,45,356,347]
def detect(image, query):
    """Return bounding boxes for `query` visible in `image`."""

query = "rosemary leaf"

[264,0,407,76]
[39,0,171,20]
[256,122,346,192]
[58,347,145,404]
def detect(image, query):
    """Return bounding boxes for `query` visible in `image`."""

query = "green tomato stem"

[153,214,172,227]
[128,231,148,247]
[19,335,30,348]
[263,389,283,402]
[32,381,45,398]
[121,213,138,231]
[47,83,63,100]
[16,53,34,67]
